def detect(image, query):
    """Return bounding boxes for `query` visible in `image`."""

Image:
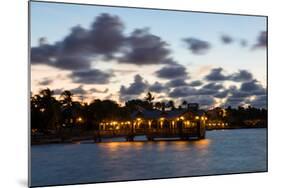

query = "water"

[31,128,267,187]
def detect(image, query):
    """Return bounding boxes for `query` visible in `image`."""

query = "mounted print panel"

[29,1,268,187]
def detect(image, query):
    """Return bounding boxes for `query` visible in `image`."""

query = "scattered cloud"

[230,70,253,82]
[182,37,211,55]
[155,63,188,79]
[149,81,169,93]
[38,77,53,86]
[220,34,233,44]
[119,28,171,65]
[253,31,267,49]
[120,74,148,96]
[71,69,114,84]
[205,67,230,81]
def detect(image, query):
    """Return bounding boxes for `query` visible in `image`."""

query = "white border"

[1,0,280,188]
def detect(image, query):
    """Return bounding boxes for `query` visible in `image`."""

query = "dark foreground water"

[31,128,267,187]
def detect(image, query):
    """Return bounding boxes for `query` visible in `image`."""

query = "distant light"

[40,108,45,112]
[137,118,142,121]
[195,116,199,120]
[160,117,165,121]
[180,116,185,120]
[77,117,83,122]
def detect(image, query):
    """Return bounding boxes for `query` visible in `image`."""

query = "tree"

[145,92,154,109]
[182,100,188,109]
[168,100,175,110]
[154,102,162,110]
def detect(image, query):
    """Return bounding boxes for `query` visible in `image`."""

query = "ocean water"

[31,128,267,187]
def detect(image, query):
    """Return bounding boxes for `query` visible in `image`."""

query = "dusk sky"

[30,1,267,109]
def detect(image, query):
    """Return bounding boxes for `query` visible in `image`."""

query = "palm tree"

[145,92,155,109]
[168,100,175,110]
[154,102,162,110]
[182,100,188,109]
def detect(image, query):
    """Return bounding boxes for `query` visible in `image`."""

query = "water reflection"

[31,129,267,187]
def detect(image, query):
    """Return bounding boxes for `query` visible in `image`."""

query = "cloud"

[240,80,266,95]
[220,34,233,44]
[205,67,230,81]
[253,31,267,49]
[214,90,229,98]
[230,70,253,82]
[166,78,188,87]
[70,85,88,95]
[38,78,53,86]
[240,39,248,47]
[182,37,211,55]
[119,28,171,65]
[149,81,169,92]
[31,13,126,70]
[119,74,148,96]
[248,95,267,108]
[89,88,109,93]
[53,88,64,95]
[169,86,197,98]
[184,95,215,109]
[189,80,203,87]
[71,69,113,84]
[55,56,92,70]
[155,63,188,79]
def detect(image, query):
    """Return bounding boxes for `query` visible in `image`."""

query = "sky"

[30,1,267,109]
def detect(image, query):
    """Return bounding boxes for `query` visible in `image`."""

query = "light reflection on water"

[31,129,267,187]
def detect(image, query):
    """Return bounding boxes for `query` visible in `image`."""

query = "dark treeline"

[31,88,267,134]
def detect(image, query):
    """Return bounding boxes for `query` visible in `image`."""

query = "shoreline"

[31,127,267,146]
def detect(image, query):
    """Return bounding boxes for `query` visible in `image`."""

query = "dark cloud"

[89,88,109,93]
[71,69,113,84]
[214,90,229,98]
[253,31,267,49]
[166,78,188,87]
[220,34,233,44]
[31,41,59,64]
[55,56,91,70]
[155,63,188,79]
[240,80,266,95]
[202,83,224,91]
[169,86,197,98]
[184,95,215,109]
[149,81,169,92]
[223,81,266,108]
[205,67,230,81]
[31,13,126,70]
[120,74,148,96]
[197,83,224,96]
[248,95,267,108]
[70,85,88,95]
[38,78,53,86]
[182,37,211,55]
[230,70,253,82]
[120,28,171,65]
[189,80,203,87]
[89,13,125,57]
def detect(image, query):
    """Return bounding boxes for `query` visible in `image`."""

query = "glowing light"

[77,117,83,122]
[116,125,120,130]
[137,118,142,121]
[39,108,45,112]
[148,120,152,126]
[180,116,185,120]
[160,117,165,121]
[195,116,199,120]
[172,121,175,126]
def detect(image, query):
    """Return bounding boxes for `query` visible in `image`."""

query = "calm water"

[31,128,267,187]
